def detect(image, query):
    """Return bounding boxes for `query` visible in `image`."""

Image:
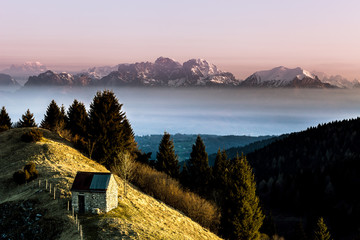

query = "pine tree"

[314,217,332,240]
[60,104,67,129]
[224,154,264,240]
[187,135,211,195]
[213,149,229,187]
[67,99,88,138]
[18,109,37,127]
[212,149,229,205]
[120,117,138,158]
[41,100,63,132]
[88,90,136,168]
[0,106,12,131]
[180,161,189,186]
[155,132,180,178]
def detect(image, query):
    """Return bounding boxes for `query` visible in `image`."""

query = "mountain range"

[1,62,47,85]
[0,73,20,86]
[242,66,335,88]
[1,57,359,88]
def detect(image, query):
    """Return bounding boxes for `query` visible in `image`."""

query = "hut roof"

[71,172,112,193]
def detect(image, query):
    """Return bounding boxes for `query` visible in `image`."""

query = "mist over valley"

[1,87,360,137]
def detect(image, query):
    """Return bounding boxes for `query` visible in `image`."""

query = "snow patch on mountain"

[96,57,238,87]
[253,66,314,83]
[86,65,119,79]
[241,66,334,88]
[311,71,357,88]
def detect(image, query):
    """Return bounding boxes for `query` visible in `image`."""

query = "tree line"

[148,132,333,240]
[0,90,137,169]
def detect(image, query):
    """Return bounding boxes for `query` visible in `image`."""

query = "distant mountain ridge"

[0,73,20,86]
[25,70,93,87]
[242,66,334,88]
[95,57,239,87]
[2,62,47,76]
[135,134,274,162]
[1,62,47,85]
[7,58,358,88]
[23,57,240,87]
[312,71,359,88]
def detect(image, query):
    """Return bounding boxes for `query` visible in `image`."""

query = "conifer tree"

[41,100,63,131]
[224,154,264,240]
[88,90,136,168]
[180,161,189,186]
[0,106,12,131]
[187,135,211,194]
[314,217,332,240]
[212,149,229,205]
[213,149,229,186]
[18,109,37,127]
[155,132,180,178]
[67,99,88,138]
[121,117,138,157]
[60,104,67,128]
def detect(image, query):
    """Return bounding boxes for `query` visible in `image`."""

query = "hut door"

[78,195,85,213]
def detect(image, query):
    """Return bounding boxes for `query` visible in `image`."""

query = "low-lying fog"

[1,87,360,136]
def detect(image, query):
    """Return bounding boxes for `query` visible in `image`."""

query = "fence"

[36,178,84,240]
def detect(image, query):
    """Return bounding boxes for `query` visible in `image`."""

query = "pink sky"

[1,0,360,80]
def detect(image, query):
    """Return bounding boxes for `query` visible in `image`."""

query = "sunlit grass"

[0,128,222,240]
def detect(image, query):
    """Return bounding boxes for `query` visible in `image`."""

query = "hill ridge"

[0,128,222,240]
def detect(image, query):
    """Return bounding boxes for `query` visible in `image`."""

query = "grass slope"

[0,128,222,240]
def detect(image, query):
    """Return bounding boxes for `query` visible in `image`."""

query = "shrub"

[13,170,26,184]
[21,129,43,142]
[24,162,39,181]
[0,125,9,133]
[13,162,38,184]
[131,162,220,233]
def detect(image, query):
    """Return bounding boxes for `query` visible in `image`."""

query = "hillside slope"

[0,128,222,240]
[246,118,360,238]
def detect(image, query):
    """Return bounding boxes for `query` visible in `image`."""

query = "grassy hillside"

[0,128,222,240]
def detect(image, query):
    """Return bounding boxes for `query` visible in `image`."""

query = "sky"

[1,0,360,80]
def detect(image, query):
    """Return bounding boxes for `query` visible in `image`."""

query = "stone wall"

[72,191,107,213]
[105,175,118,212]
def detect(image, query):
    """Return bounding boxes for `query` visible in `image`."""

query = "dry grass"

[132,162,221,232]
[0,128,222,240]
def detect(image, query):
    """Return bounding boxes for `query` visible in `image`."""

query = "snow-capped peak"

[253,66,315,83]
[154,57,182,69]
[183,58,222,77]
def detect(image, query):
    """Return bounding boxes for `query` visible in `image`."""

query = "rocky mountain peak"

[154,57,182,69]
[0,73,20,86]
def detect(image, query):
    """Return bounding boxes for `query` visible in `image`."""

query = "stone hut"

[71,172,118,214]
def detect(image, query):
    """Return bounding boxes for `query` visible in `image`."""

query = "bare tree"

[112,151,135,198]
[87,139,96,160]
